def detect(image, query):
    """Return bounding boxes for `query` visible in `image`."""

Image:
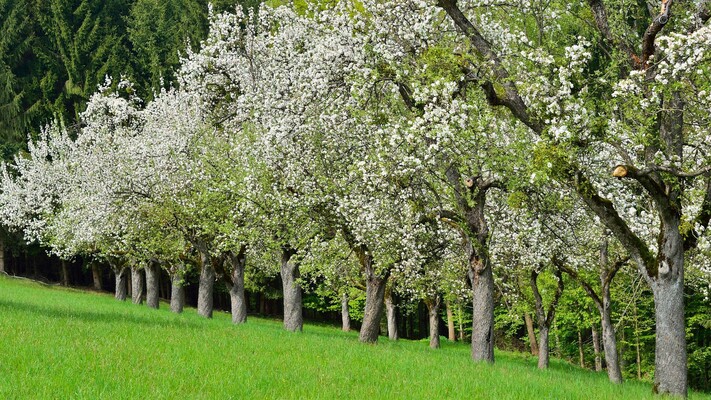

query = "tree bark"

[341,292,350,332]
[227,248,248,324]
[525,312,539,356]
[446,300,456,342]
[578,330,586,368]
[131,266,144,305]
[60,260,70,286]
[358,249,387,343]
[114,267,128,301]
[385,286,398,340]
[145,262,160,309]
[170,267,185,314]
[197,246,215,318]
[601,288,623,383]
[650,261,687,396]
[592,325,602,372]
[470,257,495,362]
[281,247,302,332]
[91,262,102,290]
[538,326,550,369]
[427,296,441,349]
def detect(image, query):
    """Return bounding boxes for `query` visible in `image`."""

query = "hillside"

[0,275,706,399]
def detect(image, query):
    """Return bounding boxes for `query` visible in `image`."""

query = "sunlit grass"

[0,275,707,399]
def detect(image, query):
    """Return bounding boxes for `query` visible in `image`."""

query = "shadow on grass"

[0,298,204,330]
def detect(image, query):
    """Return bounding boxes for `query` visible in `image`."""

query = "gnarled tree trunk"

[281,247,302,332]
[145,262,160,309]
[114,266,128,301]
[426,295,441,349]
[385,286,398,341]
[131,266,144,305]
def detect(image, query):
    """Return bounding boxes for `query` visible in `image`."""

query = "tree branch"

[546,264,565,327]
[437,0,543,134]
[569,168,657,276]
[604,257,628,287]
[641,0,674,68]
[586,0,641,69]
[557,261,603,311]
[611,164,679,224]
[647,164,711,179]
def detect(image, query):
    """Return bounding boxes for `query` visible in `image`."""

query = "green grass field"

[0,275,707,400]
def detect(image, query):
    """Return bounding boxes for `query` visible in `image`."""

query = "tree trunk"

[114,267,128,301]
[427,296,441,349]
[578,330,586,368]
[525,312,539,356]
[650,266,687,396]
[131,267,143,305]
[531,266,564,370]
[470,257,494,362]
[385,287,398,340]
[446,300,456,342]
[197,248,215,318]
[281,247,302,332]
[91,262,102,290]
[145,262,160,309]
[538,326,550,369]
[170,268,185,313]
[341,292,350,332]
[228,249,247,324]
[601,291,623,383]
[60,260,70,286]
[592,324,602,372]
[359,252,387,343]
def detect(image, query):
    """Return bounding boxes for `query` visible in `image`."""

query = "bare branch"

[647,164,711,178]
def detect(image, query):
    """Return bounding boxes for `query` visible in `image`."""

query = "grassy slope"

[0,275,708,400]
